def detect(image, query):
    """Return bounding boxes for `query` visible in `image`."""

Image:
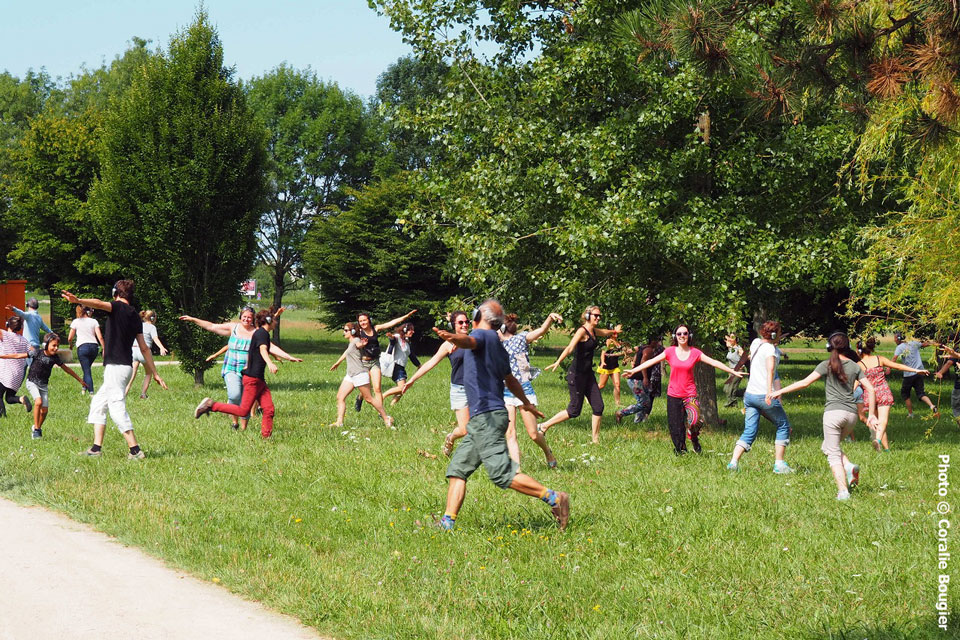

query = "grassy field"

[0,307,954,639]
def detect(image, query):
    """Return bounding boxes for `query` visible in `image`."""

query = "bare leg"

[32,399,42,430]
[508,472,547,497]
[591,414,601,444]
[774,444,786,463]
[140,367,152,397]
[92,423,107,447]
[730,444,747,464]
[124,361,140,397]
[597,373,609,390]
[370,367,384,406]
[334,378,354,426]
[830,463,848,492]
[920,394,937,412]
[449,408,470,441]
[612,372,621,406]
[444,477,467,518]
[538,409,570,434]
[358,384,392,425]
[505,405,521,464]
[520,405,555,465]
[876,405,891,449]
[122,429,139,448]
[905,397,914,415]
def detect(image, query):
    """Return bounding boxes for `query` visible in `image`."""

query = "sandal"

[442,432,456,457]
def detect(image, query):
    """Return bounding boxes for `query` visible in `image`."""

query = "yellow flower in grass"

[592,605,601,612]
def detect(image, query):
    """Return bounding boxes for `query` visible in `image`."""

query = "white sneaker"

[837,490,851,501]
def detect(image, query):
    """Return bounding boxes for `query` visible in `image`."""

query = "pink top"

[0,330,29,391]
[665,346,703,398]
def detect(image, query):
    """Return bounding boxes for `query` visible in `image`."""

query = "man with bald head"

[433,299,570,531]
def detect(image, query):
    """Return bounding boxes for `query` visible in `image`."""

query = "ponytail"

[826,332,855,384]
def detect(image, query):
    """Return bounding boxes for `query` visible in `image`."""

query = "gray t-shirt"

[815,359,866,414]
[345,341,365,377]
[893,341,923,377]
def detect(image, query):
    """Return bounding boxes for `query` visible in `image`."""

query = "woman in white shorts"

[126,310,168,399]
[330,322,393,428]
[396,311,472,457]
[770,332,880,501]
[501,312,562,468]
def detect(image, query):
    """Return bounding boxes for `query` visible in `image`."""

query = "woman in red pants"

[193,309,297,437]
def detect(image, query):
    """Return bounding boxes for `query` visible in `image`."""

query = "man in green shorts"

[434,299,570,531]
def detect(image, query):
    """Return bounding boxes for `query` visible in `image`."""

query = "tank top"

[360,328,380,360]
[221,324,252,377]
[570,328,597,376]
[601,350,620,370]
[449,347,465,385]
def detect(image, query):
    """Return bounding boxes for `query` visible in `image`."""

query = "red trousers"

[212,375,275,438]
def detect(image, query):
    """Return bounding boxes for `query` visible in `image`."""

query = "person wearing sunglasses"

[539,306,621,444]
[625,324,744,455]
[396,311,472,456]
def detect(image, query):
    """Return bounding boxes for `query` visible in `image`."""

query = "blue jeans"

[77,343,99,393]
[223,372,250,419]
[737,392,791,451]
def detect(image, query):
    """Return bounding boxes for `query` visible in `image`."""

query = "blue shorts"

[449,383,468,411]
[391,364,408,383]
[503,380,537,407]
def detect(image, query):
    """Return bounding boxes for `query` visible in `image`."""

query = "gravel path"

[0,497,328,640]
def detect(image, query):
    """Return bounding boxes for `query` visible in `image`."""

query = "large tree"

[370,0,881,424]
[88,12,267,383]
[245,66,376,341]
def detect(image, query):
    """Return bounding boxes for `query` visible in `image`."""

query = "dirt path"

[0,497,328,640]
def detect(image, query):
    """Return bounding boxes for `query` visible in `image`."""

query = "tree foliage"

[245,66,376,340]
[88,12,267,383]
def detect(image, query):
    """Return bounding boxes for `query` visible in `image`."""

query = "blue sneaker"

[31,428,41,439]
[438,515,455,531]
[773,461,794,474]
[846,464,860,489]
[726,462,739,472]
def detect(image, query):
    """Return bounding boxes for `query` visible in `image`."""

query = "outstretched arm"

[95,325,105,348]
[402,342,453,390]
[330,347,349,371]
[595,324,622,339]
[878,354,927,374]
[269,343,302,362]
[59,362,88,389]
[153,334,169,356]
[545,328,586,372]
[526,313,563,343]
[434,327,477,350]
[60,292,111,313]
[261,344,278,375]
[700,354,745,377]
[206,345,229,362]
[769,370,821,401]
[623,349,668,376]
[178,315,234,337]
[375,309,417,332]
[136,334,168,390]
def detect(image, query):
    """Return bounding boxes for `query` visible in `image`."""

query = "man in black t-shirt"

[63,280,167,459]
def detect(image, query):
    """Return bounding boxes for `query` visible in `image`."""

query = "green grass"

[0,314,954,639]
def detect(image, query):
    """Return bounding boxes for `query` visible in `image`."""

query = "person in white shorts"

[329,322,393,428]
[63,280,167,460]
[125,309,169,399]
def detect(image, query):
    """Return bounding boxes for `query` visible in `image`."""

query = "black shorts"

[901,375,927,400]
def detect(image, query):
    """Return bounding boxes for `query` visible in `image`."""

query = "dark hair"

[255,309,275,328]
[43,332,60,349]
[859,337,877,355]
[5,316,22,332]
[671,324,694,347]
[503,313,519,335]
[827,332,858,384]
[357,312,373,326]
[759,321,781,341]
[114,279,134,300]
[450,311,469,329]
[344,322,359,337]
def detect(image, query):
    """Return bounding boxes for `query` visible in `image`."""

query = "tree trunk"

[271,277,284,344]
[695,349,721,428]
[47,286,62,334]
[193,369,204,387]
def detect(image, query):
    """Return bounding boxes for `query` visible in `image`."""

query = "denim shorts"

[391,364,408,383]
[26,380,49,408]
[449,383,468,411]
[503,380,537,407]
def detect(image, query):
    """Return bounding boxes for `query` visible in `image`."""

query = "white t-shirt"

[70,317,100,347]
[137,322,158,350]
[746,338,779,395]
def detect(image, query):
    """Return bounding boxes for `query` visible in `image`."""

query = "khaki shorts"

[446,409,518,489]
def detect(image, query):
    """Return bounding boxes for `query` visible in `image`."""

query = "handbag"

[379,339,396,377]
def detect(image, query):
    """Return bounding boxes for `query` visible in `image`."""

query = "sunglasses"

[676,331,689,336]
[589,313,602,318]
[455,320,470,325]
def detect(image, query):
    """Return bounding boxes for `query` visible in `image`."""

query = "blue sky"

[0,0,412,98]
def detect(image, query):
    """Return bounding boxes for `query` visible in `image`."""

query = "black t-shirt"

[949,358,960,390]
[103,300,141,366]
[243,328,271,379]
[27,350,62,385]
[360,328,380,359]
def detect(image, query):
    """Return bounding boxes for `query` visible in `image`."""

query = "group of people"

[4,282,954,526]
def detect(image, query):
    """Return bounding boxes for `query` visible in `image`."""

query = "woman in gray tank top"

[330,322,393,428]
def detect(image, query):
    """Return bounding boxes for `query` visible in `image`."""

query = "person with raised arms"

[892,332,938,417]
[727,321,793,473]
[625,324,744,455]
[433,300,569,532]
[63,281,167,459]
[538,305,621,444]
[329,322,394,428]
[21,332,88,439]
[5,298,51,368]
[859,336,928,451]
[353,309,417,412]
[180,307,299,431]
[0,316,32,416]
[194,309,298,438]
[68,305,104,395]
[125,310,169,399]
[768,332,879,501]
[395,311,471,457]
